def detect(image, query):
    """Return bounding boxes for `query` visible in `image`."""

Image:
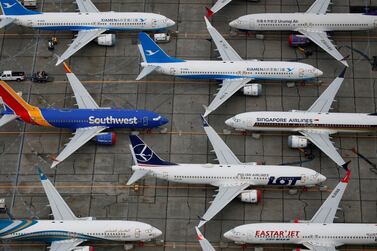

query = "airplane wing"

[207,0,233,16]
[56,29,108,65]
[75,0,99,13]
[299,130,346,168]
[0,114,18,127]
[195,227,216,251]
[51,126,108,168]
[63,63,100,109]
[38,168,78,220]
[204,16,242,61]
[296,29,348,67]
[201,116,241,165]
[307,68,346,113]
[309,170,350,224]
[198,183,250,228]
[306,0,331,14]
[49,239,84,251]
[302,242,337,251]
[204,78,251,117]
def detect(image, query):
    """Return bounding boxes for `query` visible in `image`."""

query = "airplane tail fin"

[129,134,177,166]
[0,0,41,15]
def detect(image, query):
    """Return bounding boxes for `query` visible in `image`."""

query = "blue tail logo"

[130,135,177,166]
[0,0,41,15]
[138,32,184,64]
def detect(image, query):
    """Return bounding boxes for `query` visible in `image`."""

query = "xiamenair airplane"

[127,116,326,228]
[225,68,361,168]
[230,0,377,66]
[224,170,377,251]
[0,63,168,168]
[0,0,175,65]
[0,168,162,251]
[137,17,323,117]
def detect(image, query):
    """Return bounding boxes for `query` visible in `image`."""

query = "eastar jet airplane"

[127,116,326,228]
[137,17,323,117]
[224,170,377,250]
[230,0,377,66]
[225,68,358,168]
[0,168,162,251]
[0,0,175,65]
[0,63,168,168]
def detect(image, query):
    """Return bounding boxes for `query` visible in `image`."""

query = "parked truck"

[0,71,26,81]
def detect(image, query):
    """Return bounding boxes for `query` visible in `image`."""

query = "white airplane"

[225,68,357,169]
[137,17,323,117]
[0,168,162,251]
[229,0,377,66]
[0,0,175,65]
[224,170,377,250]
[127,116,327,228]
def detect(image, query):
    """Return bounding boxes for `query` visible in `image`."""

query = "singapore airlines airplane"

[0,0,175,65]
[225,68,357,169]
[0,63,168,168]
[0,168,162,251]
[127,116,326,228]
[223,170,377,251]
[229,0,377,66]
[137,17,323,117]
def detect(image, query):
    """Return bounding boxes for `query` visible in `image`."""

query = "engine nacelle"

[73,246,94,251]
[288,135,308,148]
[239,190,261,203]
[288,34,311,47]
[95,34,116,46]
[94,132,117,145]
[242,84,262,96]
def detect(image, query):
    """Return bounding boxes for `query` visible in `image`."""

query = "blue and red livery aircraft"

[0,63,168,168]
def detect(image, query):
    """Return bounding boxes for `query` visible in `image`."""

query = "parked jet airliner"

[127,116,326,228]
[0,63,168,168]
[0,0,175,65]
[137,17,323,117]
[223,170,377,250]
[0,168,162,251]
[229,0,377,66]
[225,68,359,168]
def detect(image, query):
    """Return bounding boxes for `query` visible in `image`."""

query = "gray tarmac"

[0,0,376,250]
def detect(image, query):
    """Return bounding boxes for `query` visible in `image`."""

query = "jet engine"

[73,246,94,251]
[288,135,308,148]
[94,132,117,145]
[239,190,261,203]
[95,34,116,46]
[288,34,311,47]
[242,84,262,96]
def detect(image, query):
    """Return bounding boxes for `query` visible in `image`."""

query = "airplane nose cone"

[318,174,327,183]
[160,116,169,125]
[315,68,323,77]
[225,118,234,127]
[153,228,162,238]
[223,230,233,240]
[167,18,175,27]
[229,19,237,28]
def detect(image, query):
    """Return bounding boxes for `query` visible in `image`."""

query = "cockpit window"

[153,116,161,121]
[233,117,241,123]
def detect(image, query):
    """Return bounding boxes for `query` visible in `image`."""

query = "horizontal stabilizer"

[0,114,17,127]
[136,65,159,80]
[126,169,150,185]
[0,17,14,28]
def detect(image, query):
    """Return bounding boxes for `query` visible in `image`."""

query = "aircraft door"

[163,172,168,179]
[299,68,305,78]
[300,174,307,184]
[152,19,157,28]
[143,116,148,126]
[170,67,176,75]
[135,229,141,239]
[374,19,377,28]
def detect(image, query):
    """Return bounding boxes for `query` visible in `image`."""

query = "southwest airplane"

[223,170,377,251]
[127,116,326,228]
[137,17,323,117]
[0,0,175,65]
[0,168,162,251]
[230,0,377,66]
[0,63,168,168]
[225,68,359,169]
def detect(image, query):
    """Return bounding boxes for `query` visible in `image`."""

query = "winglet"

[205,7,214,17]
[37,167,48,181]
[339,67,347,78]
[341,169,351,183]
[63,62,72,74]
[201,115,209,127]
[341,160,351,171]
[195,227,205,241]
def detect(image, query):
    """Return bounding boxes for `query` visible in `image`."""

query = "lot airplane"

[0,168,162,251]
[225,68,357,168]
[127,116,326,228]
[0,0,175,65]
[0,63,168,168]
[137,17,323,117]
[230,0,377,66]
[223,170,377,250]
